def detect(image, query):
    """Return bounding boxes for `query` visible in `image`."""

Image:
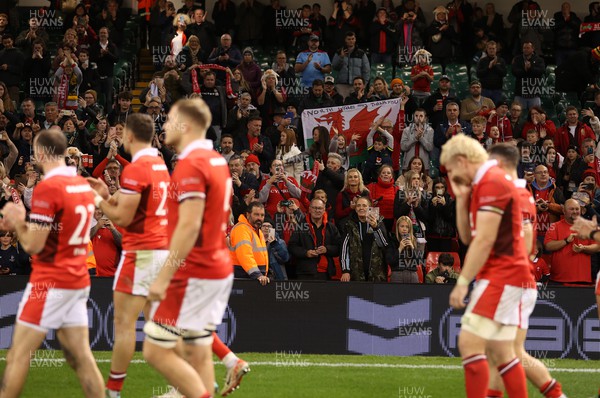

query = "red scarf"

[55,69,79,110]
[307,214,329,273]
[379,29,386,53]
[579,22,600,37]
[191,64,235,98]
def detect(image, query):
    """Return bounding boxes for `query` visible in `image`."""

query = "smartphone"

[179,15,185,24]
[588,147,594,155]
[367,206,379,220]
[267,227,276,241]
[584,183,595,190]
[284,111,294,120]
[436,188,444,197]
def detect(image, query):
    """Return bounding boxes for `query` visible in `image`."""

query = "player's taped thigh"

[143,320,183,348]
[461,312,517,341]
[182,323,217,346]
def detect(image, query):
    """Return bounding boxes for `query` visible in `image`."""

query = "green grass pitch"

[1,351,599,397]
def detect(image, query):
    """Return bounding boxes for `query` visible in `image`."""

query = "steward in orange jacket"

[229,210,269,280]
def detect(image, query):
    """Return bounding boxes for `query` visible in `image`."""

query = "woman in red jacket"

[366,164,398,232]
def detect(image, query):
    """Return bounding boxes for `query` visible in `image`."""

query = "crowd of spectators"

[0,0,599,286]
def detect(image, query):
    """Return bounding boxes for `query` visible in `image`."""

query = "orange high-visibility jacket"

[228,214,269,278]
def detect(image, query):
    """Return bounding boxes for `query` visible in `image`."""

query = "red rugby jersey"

[119,147,170,251]
[469,161,535,287]
[167,139,233,280]
[28,166,94,289]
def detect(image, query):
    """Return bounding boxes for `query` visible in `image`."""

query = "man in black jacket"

[423,75,459,129]
[512,40,545,111]
[234,116,274,173]
[298,79,335,115]
[229,154,260,202]
[288,198,341,280]
[107,91,134,125]
[90,27,119,112]
[0,34,24,106]
[312,153,345,217]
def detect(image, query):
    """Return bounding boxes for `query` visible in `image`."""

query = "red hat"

[245,154,260,166]
[582,169,598,184]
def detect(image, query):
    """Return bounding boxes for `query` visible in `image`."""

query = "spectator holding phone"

[261,217,289,281]
[366,164,398,232]
[394,170,429,254]
[387,216,423,283]
[258,159,303,218]
[558,145,590,199]
[90,208,122,277]
[528,164,565,249]
[426,178,456,252]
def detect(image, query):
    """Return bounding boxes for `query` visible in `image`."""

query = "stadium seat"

[416,265,424,283]
[425,252,462,274]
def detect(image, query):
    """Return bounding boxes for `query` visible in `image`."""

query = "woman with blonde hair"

[335,168,370,233]
[366,76,390,101]
[387,216,423,283]
[178,34,204,71]
[171,13,191,57]
[340,196,389,282]
[394,169,429,252]
[276,128,303,182]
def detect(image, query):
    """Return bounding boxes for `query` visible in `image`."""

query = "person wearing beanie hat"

[238,46,263,93]
[427,5,455,74]
[244,152,264,182]
[331,31,370,99]
[245,153,260,167]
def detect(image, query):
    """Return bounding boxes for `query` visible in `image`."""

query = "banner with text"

[0,278,598,360]
[300,98,402,157]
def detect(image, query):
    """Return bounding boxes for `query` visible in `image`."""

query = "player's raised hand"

[86,177,110,200]
[449,284,468,309]
[1,201,26,230]
[571,215,598,239]
[448,177,471,203]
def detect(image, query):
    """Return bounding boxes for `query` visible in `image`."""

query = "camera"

[280,200,292,207]
[441,270,457,284]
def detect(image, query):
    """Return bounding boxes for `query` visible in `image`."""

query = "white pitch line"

[1,358,599,373]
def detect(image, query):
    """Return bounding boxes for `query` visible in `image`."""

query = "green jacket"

[425,267,459,284]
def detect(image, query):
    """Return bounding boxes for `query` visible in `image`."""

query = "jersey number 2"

[69,204,95,245]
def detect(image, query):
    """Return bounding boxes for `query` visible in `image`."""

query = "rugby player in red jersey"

[87,114,171,398]
[441,135,534,398]
[143,98,233,398]
[0,129,104,398]
[487,144,566,398]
